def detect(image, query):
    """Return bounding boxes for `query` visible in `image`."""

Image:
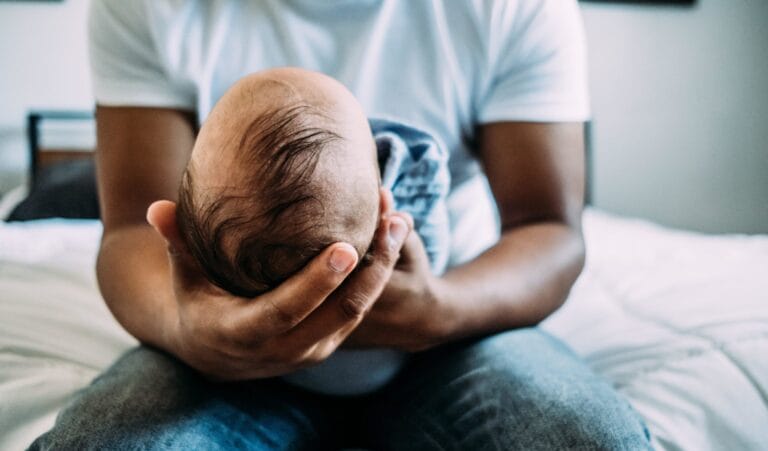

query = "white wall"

[0,0,92,193]
[0,0,766,233]
[581,0,768,233]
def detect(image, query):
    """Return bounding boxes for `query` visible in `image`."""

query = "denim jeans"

[29,328,651,450]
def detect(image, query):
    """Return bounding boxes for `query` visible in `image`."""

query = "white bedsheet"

[0,210,766,450]
[542,210,768,450]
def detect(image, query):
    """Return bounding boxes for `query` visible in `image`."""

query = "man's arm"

[95,106,196,347]
[437,121,585,338]
[348,121,585,350]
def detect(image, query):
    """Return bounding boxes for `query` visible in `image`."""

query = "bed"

[0,114,766,450]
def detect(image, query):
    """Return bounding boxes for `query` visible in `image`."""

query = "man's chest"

[155,0,482,154]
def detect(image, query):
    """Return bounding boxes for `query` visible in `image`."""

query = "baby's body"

[177,68,449,394]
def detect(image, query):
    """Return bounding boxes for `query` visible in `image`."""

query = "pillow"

[7,160,99,221]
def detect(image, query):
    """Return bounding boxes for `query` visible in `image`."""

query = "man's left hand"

[346,213,455,352]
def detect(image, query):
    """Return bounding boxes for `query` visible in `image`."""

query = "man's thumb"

[147,200,199,291]
[147,201,184,250]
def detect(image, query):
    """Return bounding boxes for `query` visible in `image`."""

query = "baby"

[175,67,449,394]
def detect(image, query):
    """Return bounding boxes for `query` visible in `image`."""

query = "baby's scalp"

[177,68,381,297]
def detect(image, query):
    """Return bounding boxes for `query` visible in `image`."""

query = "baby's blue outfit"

[373,118,450,274]
[282,119,451,395]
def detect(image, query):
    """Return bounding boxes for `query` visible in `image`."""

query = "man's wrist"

[426,276,463,346]
[158,300,181,355]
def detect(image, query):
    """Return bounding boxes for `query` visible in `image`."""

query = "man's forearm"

[96,224,178,350]
[435,220,585,341]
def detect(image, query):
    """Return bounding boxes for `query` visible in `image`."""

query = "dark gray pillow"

[7,160,99,221]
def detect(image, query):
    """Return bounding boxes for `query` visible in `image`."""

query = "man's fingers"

[387,212,419,268]
[146,200,186,253]
[283,215,410,349]
[388,211,414,230]
[239,242,359,335]
[146,201,203,293]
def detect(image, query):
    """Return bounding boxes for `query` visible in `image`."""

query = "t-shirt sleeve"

[477,0,589,123]
[88,0,195,109]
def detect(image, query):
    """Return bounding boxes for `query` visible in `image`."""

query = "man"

[31,0,651,449]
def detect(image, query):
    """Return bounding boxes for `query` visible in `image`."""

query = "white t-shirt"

[89,0,589,394]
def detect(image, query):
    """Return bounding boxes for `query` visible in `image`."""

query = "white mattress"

[0,210,766,450]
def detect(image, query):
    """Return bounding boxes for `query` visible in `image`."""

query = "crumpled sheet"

[1,210,766,450]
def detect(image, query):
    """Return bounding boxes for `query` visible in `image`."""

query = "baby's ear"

[379,187,395,216]
[146,200,187,253]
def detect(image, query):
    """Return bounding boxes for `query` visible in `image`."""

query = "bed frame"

[26,110,95,188]
[26,110,594,204]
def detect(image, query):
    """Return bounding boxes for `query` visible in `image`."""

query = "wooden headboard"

[27,110,95,187]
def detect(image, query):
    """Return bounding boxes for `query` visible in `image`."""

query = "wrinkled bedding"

[1,210,766,450]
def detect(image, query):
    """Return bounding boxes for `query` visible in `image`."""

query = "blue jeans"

[29,328,651,450]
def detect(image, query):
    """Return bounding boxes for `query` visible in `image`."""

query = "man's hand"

[147,200,410,381]
[349,122,587,351]
[346,213,454,352]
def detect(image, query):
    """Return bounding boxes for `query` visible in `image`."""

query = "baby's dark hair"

[177,103,353,298]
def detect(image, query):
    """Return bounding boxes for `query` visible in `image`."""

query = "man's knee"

[369,328,652,450]
[27,347,207,450]
[29,416,240,451]
[28,347,333,450]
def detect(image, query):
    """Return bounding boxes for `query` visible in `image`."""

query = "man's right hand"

[146,200,409,381]
[94,106,409,381]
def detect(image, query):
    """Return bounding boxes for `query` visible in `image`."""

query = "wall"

[581,0,768,233]
[0,0,92,193]
[0,0,766,233]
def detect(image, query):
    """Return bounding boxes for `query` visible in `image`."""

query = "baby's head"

[176,68,381,297]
